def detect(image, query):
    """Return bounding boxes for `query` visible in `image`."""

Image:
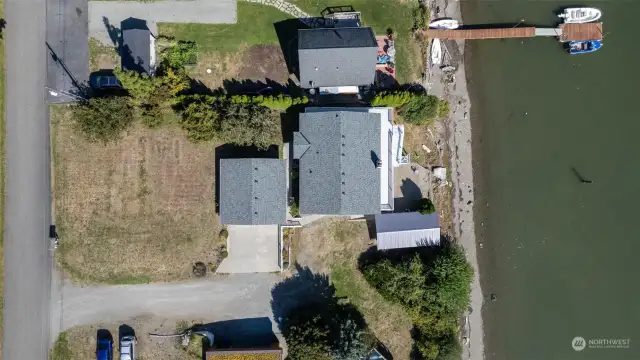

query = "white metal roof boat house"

[375,212,441,250]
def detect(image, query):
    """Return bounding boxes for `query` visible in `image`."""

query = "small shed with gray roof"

[219,158,286,225]
[375,212,441,250]
[298,27,377,88]
[294,110,381,215]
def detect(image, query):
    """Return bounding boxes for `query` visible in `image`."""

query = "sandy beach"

[424,0,485,359]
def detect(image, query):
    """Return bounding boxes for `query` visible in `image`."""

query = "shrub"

[160,40,198,70]
[219,228,229,240]
[179,101,221,142]
[400,93,441,124]
[371,91,414,107]
[140,103,165,128]
[192,262,207,277]
[418,198,436,215]
[113,68,159,104]
[218,103,281,149]
[437,99,450,118]
[361,246,473,360]
[73,96,134,143]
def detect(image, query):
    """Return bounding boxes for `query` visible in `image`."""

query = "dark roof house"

[375,212,441,250]
[293,110,381,215]
[219,158,286,225]
[121,23,152,74]
[298,27,377,88]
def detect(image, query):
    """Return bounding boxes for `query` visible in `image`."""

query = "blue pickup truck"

[97,339,113,360]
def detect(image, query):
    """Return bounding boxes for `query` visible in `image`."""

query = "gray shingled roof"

[219,159,286,225]
[375,212,441,250]
[121,28,151,74]
[298,27,377,88]
[294,110,381,215]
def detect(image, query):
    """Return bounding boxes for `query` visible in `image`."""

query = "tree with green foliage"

[227,94,308,110]
[218,103,281,149]
[113,68,159,104]
[179,101,221,142]
[418,198,436,215]
[399,93,441,124]
[74,96,134,143]
[284,302,374,360]
[361,245,473,360]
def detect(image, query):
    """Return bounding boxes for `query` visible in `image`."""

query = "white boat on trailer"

[558,7,602,24]
[430,38,442,66]
[429,18,460,29]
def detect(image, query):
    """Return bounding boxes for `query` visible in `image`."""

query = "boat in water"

[429,18,460,29]
[431,38,442,65]
[558,7,602,23]
[568,40,602,54]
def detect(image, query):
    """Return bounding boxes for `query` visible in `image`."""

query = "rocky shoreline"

[424,0,486,359]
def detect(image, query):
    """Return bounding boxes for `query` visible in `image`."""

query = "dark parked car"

[90,73,122,89]
[97,338,113,360]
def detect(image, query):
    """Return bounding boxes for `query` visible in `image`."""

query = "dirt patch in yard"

[189,44,288,91]
[189,47,246,90]
[237,44,289,84]
[51,317,205,360]
[295,219,414,360]
[52,106,221,284]
[89,38,118,72]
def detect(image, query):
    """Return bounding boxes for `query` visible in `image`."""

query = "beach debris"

[432,166,447,181]
[463,337,470,345]
[206,68,212,74]
[479,242,483,249]
[491,293,497,302]
[421,144,432,153]
[441,65,456,73]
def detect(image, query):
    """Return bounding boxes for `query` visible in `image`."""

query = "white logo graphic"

[572,337,587,351]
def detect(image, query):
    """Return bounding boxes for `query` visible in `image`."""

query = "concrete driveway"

[217,225,280,273]
[89,0,237,45]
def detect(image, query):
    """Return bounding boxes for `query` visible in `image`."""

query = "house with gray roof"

[298,27,377,90]
[219,158,286,225]
[375,212,441,250]
[293,109,383,215]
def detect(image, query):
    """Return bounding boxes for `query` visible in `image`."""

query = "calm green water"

[462,1,640,359]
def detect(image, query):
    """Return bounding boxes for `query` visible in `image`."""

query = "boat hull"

[429,18,460,30]
[559,7,602,24]
[568,40,602,54]
[431,39,442,65]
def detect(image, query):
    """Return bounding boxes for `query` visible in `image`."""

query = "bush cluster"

[362,245,473,360]
[228,94,309,110]
[179,96,281,150]
[371,91,449,125]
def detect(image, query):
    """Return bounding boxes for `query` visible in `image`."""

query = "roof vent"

[376,159,383,168]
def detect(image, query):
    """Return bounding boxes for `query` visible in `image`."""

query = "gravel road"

[60,274,281,330]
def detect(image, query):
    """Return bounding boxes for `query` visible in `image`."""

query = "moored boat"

[430,38,442,65]
[429,18,460,29]
[568,40,602,54]
[558,7,602,23]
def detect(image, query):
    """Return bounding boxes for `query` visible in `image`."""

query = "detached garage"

[374,212,440,250]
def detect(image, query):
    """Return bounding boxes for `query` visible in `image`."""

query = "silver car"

[119,335,136,360]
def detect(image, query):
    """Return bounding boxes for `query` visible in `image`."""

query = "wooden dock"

[423,23,603,42]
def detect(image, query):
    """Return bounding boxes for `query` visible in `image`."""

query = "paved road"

[46,0,90,97]
[89,0,237,45]
[4,0,53,359]
[61,274,280,329]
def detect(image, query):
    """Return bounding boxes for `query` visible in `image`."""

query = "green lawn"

[290,0,424,83]
[158,2,293,54]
